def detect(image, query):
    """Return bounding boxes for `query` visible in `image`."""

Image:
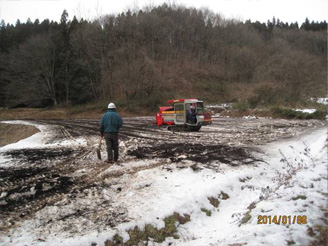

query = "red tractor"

[156,98,212,131]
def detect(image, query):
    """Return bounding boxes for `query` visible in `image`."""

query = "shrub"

[292,195,307,200]
[104,213,190,245]
[208,197,220,208]
[272,107,326,120]
[201,208,212,216]
[241,212,252,224]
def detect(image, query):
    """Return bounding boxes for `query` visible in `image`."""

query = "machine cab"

[170,99,211,126]
[156,98,212,131]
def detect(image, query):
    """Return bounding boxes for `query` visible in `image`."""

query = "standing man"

[100,102,123,163]
[187,105,197,124]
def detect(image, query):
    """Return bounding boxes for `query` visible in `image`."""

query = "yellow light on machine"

[162,111,184,114]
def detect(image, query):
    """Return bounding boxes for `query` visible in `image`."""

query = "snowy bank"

[0,120,87,167]
[1,124,327,246]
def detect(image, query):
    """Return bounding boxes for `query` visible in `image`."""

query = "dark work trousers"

[104,133,119,161]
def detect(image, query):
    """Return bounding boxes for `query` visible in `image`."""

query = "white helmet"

[108,102,116,109]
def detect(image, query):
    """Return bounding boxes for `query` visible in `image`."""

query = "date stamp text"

[257,215,307,225]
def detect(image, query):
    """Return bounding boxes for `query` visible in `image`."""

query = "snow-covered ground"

[295,109,317,114]
[311,98,328,105]
[171,126,327,246]
[107,127,327,246]
[0,120,87,152]
[0,120,327,246]
[0,120,87,168]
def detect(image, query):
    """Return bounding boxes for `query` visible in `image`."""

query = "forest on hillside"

[0,4,327,109]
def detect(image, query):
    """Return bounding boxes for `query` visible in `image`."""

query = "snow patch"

[1,120,326,246]
[0,120,87,167]
[311,97,328,105]
[294,109,317,114]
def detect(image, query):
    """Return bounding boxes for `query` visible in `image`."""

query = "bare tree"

[5,33,58,107]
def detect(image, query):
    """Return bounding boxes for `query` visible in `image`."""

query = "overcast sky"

[0,0,327,25]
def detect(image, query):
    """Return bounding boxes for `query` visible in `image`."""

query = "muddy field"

[0,123,40,147]
[0,116,325,240]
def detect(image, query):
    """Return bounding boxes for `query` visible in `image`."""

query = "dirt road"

[0,117,325,238]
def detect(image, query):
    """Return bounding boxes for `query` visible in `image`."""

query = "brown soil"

[0,123,40,147]
[0,107,145,120]
[0,108,67,120]
[0,117,325,236]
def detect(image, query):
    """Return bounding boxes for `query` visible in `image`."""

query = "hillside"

[0,4,326,111]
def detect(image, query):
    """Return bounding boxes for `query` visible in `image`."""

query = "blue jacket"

[100,110,123,134]
[187,108,196,120]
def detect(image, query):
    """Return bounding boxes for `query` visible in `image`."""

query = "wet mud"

[4,148,75,164]
[0,117,325,235]
[128,143,259,166]
[1,172,72,213]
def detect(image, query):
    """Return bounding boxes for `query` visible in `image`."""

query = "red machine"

[156,98,212,131]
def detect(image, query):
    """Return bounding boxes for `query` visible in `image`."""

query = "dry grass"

[219,191,230,200]
[310,225,328,246]
[208,196,220,208]
[201,208,212,217]
[0,108,67,120]
[104,213,190,246]
[241,212,252,225]
[0,106,142,121]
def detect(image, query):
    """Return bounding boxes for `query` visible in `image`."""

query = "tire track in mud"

[0,120,96,230]
[0,118,158,229]
[127,143,260,166]
[0,117,325,233]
